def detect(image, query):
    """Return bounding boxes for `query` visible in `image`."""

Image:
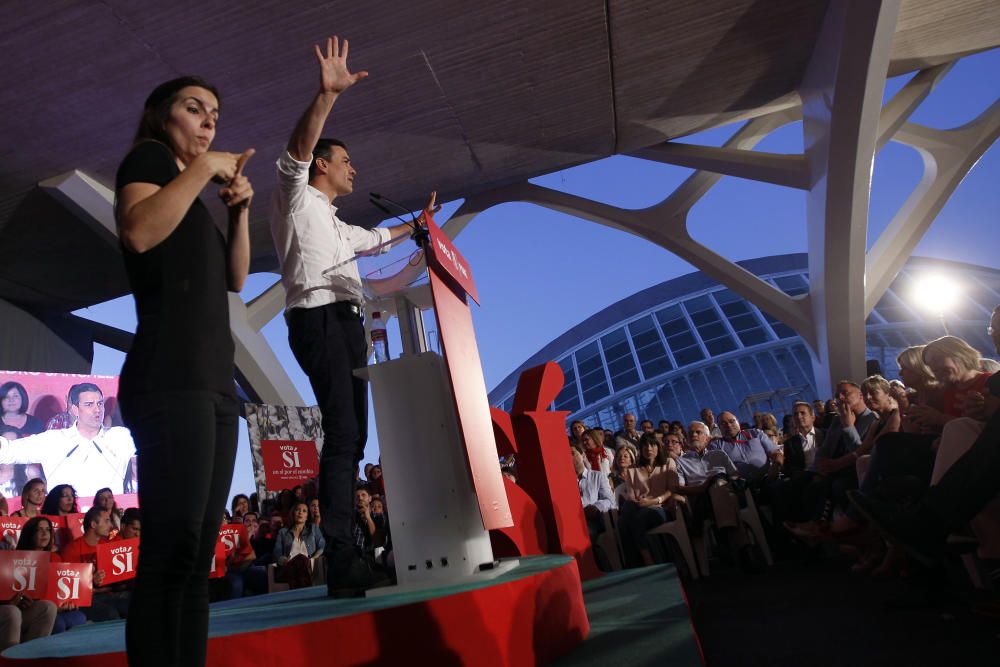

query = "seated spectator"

[639,419,655,434]
[273,501,325,589]
[93,488,123,534]
[0,381,45,437]
[231,493,250,521]
[700,409,722,438]
[115,507,141,541]
[782,402,824,478]
[581,428,614,476]
[568,420,587,448]
[610,445,637,491]
[570,446,614,570]
[614,413,640,450]
[12,479,45,519]
[41,484,78,517]
[800,382,879,521]
[249,513,276,565]
[0,592,55,650]
[368,466,385,498]
[618,433,684,567]
[60,507,128,622]
[908,336,990,431]
[759,412,781,445]
[212,518,258,600]
[668,428,751,568]
[308,498,321,527]
[14,516,85,634]
[350,486,388,573]
[709,412,782,483]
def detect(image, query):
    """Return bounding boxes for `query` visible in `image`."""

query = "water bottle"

[371,311,389,363]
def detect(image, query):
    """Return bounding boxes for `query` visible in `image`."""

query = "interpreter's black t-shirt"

[115,141,235,398]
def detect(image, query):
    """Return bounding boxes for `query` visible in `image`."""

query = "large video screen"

[0,370,137,507]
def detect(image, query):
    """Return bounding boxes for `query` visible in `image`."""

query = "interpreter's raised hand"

[196,150,245,184]
[316,36,368,94]
[219,149,256,209]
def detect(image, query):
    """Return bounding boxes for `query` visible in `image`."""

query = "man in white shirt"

[570,447,614,570]
[0,384,135,496]
[269,36,435,597]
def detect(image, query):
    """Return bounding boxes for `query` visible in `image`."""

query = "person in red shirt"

[113,508,141,542]
[60,507,128,621]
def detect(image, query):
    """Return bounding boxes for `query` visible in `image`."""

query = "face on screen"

[71,391,105,431]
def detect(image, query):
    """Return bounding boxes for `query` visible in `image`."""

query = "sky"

[75,48,1000,501]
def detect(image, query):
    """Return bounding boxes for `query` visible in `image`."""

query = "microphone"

[368,196,410,226]
[370,193,430,247]
[370,192,419,225]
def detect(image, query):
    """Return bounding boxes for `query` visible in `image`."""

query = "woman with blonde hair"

[580,428,614,476]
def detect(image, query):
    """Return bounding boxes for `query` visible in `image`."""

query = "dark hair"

[20,478,45,502]
[0,382,29,415]
[133,76,221,147]
[309,137,348,180]
[41,484,78,515]
[231,493,249,515]
[83,506,106,532]
[636,432,666,467]
[122,507,141,525]
[69,383,102,407]
[16,516,56,552]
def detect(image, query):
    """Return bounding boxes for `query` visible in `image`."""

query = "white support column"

[229,291,304,406]
[800,0,901,396]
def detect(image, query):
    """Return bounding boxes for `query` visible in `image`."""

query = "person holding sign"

[270,35,438,597]
[13,479,46,519]
[114,74,254,667]
[0,584,56,650]
[14,517,86,634]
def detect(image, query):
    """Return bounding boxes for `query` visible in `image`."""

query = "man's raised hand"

[316,36,368,94]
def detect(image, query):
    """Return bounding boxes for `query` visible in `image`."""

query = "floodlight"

[911,274,961,315]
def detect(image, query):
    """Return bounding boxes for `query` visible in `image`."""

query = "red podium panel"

[425,213,511,531]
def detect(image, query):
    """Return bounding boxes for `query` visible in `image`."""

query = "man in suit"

[775,401,825,523]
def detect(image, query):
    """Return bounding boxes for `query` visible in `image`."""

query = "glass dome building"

[488,254,1000,429]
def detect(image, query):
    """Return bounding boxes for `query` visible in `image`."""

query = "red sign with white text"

[0,517,26,547]
[0,550,49,598]
[218,525,243,554]
[97,538,139,585]
[43,562,93,607]
[425,214,479,305]
[260,440,319,491]
[65,513,86,541]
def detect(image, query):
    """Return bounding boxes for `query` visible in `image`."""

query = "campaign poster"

[260,440,320,492]
[97,538,139,585]
[218,524,244,555]
[0,516,26,548]
[0,370,139,498]
[43,562,93,607]
[244,403,323,502]
[0,550,49,598]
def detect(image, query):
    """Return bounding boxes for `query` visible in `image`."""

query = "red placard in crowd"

[0,550,50,598]
[42,562,93,607]
[259,440,319,492]
[208,539,227,579]
[65,513,86,540]
[218,524,243,554]
[0,516,26,547]
[97,538,139,585]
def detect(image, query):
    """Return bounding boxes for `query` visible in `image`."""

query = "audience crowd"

[0,311,996,650]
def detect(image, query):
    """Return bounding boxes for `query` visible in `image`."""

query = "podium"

[356,215,515,593]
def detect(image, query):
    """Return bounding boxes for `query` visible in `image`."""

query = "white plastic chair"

[614,483,699,579]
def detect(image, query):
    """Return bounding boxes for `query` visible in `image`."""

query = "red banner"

[0,516,26,548]
[260,440,319,491]
[97,538,139,585]
[42,562,93,607]
[0,551,50,598]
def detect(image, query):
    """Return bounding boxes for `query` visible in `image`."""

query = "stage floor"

[1,558,699,666]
